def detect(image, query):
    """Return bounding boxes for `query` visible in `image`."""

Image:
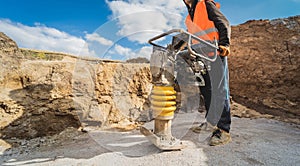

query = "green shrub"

[34,52,47,59]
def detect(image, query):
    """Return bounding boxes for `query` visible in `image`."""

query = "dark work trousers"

[199,56,231,133]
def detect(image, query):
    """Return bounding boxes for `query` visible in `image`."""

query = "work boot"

[209,128,231,146]
[190,121,214,133]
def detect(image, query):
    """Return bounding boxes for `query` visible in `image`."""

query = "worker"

[182,0,232,146]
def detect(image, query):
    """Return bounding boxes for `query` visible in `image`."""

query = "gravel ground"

[1,112,299,166]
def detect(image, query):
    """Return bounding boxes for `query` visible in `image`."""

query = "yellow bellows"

[151,101,176,107]
[151,106,177,117]
[151,95,176,101]
[151,86,177,119]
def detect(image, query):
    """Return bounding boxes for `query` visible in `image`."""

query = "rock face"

[0,33,152,139]
[0,32,23,89]
[229,15,300,120]
[73,60,152,128]
[0,32,19,55]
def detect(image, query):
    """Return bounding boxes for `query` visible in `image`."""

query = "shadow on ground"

[1,112,299,165]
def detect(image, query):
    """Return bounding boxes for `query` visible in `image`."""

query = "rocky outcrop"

[229,15,300,120]
[126,57,150,63]
[0,32,23,89]
[0,32,152,139]
[0,32,20,55]
[73,60,152,129]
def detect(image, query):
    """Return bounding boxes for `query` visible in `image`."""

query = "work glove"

[218,45,230,56]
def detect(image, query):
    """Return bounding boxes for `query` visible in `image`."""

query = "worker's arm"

[205,1,231,47]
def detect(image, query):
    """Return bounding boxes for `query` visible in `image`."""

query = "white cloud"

[107,0,186,17]
[85,33,114,46]
[109,44,152,60]
[80,44,97,57]
[136,46,152,59]
[0,19,94,56]
[106,0,186,44]
[0,1,189,60]
[114,44,135,58]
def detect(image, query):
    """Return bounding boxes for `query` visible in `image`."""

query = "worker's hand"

[218,45,230,56]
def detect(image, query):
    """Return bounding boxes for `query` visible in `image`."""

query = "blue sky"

[0,0,299,60]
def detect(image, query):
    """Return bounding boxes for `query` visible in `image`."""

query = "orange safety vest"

[185,0,219,42]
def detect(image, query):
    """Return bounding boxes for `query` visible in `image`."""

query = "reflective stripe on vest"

[194,27,219,38]
[185,0,219,42]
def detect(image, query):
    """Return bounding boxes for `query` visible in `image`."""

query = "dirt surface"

[0,112,299,166]
[229,16,300,123]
